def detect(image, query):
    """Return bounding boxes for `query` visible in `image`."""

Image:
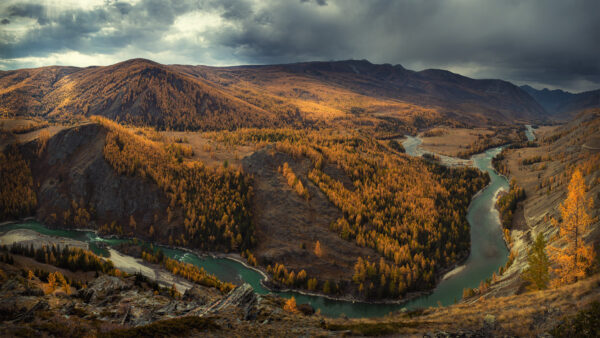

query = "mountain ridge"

[0,58,553,129]
[520,84,600,116]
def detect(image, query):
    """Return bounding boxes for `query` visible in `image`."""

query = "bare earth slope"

[242,147,382,287]
[16,123,178,238]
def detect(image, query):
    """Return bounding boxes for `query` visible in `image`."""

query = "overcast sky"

[1,0,598,92]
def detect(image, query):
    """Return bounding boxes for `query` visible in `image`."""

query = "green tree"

[522,232,550,290]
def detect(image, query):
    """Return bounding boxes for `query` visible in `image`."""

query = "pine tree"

[551,169,595,287]
[522,232,550,290]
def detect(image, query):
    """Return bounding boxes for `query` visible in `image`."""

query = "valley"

[0,59,599,336]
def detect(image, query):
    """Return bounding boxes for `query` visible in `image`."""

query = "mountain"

[0,58,547,130]
[176,60,546,125]
[0,59,286,130]
[520,84,600,116]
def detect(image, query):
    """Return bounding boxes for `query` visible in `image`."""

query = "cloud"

[0,0,598,92]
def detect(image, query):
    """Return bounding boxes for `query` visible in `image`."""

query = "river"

[0,138,511,318]
[525,124,536,142]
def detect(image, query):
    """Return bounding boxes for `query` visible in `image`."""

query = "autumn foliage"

[95,117,254,252]
[496,179,526,229]
[279,162,310,200]
[140,246,234,293]
[209,128,488,299]
[0,144,37,220]
[283,296,298,313]
[550,169,596,287]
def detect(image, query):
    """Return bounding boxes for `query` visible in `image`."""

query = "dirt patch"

[160,131,257,169]
[0,229,88,250]
[107,248,194,292]
[419,127,494,157]
[0,118,66,151]
[242,147,381,283]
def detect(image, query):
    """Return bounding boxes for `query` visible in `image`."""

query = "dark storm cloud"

[0,0,598,92]
[7,3,49,25]
[0,0,205,58]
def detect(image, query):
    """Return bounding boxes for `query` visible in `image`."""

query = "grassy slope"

[480,110,600,299]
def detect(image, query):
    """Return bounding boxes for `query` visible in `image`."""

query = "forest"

[4,243,117,275]
[496,180,526,229]
[139,245,234,293]
[208,128,489,299]
[456,127,526,159]
[95,117,255,252]
[0,144,37,221]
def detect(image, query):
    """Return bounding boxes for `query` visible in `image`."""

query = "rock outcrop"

[79,275,129,302]
[20,123,174,236]
[195,283,259,320]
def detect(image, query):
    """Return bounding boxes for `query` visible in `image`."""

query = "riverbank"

[0,227,196,292]
[0,228,88,250]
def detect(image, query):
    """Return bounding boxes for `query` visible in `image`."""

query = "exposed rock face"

[183,285,210,305]
[21,123,172,233]
[80,275,129,302]
[210,283,258,319]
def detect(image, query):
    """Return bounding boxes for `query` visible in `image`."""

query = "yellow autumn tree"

[314,240,322,257]
[283,296,298,313]
[550,169,595,287]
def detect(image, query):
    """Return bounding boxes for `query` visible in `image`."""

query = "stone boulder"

[183,285,210,305]
[297,303,315,316]
[208,283,259,320]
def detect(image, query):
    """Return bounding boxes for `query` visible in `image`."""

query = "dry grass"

[419,127,494,156]
[160,131,257,169]
[328,274,600,336]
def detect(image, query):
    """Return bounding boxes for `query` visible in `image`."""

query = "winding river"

[525,124,536,142]
[0,136,513,318]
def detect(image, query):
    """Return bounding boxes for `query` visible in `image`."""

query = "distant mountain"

[0,58,547,130]
[177,60,546,124]
[520,85,600,116]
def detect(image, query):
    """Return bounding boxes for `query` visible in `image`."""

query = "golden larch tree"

[283,296,298,313]
[314,240,322,257]
[550,169,595,287]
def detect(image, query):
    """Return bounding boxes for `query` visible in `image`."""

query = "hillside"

[0,59,547,131]
[177,59,547,126]
[0,60,286,130]
[0,252,598,337]
[1,119,489,302]
[521,85,600,117]
[479,109,600,299]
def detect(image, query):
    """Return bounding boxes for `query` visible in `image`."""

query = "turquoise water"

[525,125,536,141]
[0,143,509,318]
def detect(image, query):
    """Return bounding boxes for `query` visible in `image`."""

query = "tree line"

[0,144,37,221]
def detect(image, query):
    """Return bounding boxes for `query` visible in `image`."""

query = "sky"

[1,0,598,93]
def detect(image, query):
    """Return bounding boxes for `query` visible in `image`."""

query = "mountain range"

[0,58,598,130]
[520,84,600,116]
